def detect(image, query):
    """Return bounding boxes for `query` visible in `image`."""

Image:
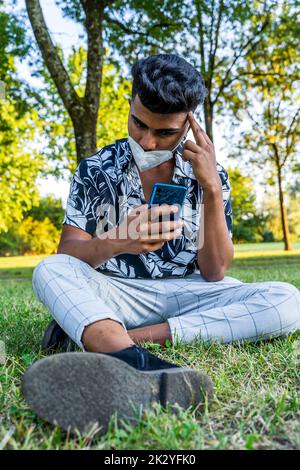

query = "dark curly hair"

[131,54,207,114]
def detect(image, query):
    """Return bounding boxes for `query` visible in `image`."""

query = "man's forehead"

[130,95,188,130]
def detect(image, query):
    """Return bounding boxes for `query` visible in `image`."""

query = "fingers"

[184,139,201,152]
[182,148,196,163]
[129,204,149,217]
[140,243,162,253]
[140,227,183,244]
[188,112,212,147]
[188,111,205,146]
[130,204,179,223]
[120,203,184,254]
[139,219,184,237]
[139,204,179,223]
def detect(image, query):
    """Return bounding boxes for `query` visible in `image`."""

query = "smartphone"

[148,183,188,221]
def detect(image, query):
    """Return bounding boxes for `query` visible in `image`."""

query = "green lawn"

[0,243,299,449]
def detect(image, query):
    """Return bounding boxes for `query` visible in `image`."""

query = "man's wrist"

[202,179,222,195]
[96,230,122,258]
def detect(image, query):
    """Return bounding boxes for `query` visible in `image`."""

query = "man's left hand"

[182,112,221,192]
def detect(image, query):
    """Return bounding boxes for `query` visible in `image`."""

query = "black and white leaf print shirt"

[62,138,232,279]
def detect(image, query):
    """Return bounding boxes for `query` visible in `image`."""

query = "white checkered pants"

[32,254,300,349]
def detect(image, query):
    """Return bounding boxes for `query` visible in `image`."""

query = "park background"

[0,0,299,450]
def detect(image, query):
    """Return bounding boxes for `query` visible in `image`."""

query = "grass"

[0,242,299,279]
[0,255,44,280]
[234,241,300,252]
[0,242,299,450]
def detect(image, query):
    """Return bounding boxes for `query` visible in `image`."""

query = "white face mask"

[128,125,190,172]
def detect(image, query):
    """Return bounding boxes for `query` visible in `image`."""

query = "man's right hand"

[99,204,184,256]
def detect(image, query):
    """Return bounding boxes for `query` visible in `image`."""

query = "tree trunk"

[203,91,214,142]
[25,0,104,164]
[277,168,292,251]
[73,112,98,161]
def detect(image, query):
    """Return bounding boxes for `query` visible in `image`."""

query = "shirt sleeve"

[62,157,115,236]
[217,163,233,239]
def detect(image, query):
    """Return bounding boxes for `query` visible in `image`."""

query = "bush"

[261,230,275,243]
[0,227,22,256]
[228,166,267,243]
[24,195,64,231]
[17,216,60,255]
[0,195,64,256]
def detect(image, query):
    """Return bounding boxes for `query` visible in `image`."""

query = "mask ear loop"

[183,124,193,168]
[183,124,191,142]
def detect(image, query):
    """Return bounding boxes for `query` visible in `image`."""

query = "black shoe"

[21,352,214,435]
[103,345,181,371]
[41,320,77,353]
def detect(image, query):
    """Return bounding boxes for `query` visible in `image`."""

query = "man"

[22,54,300,435]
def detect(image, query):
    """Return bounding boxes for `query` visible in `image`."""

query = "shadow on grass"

[231,254,300,268]
[0,267,34,279]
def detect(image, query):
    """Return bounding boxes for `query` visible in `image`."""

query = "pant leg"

[165,272,300,344]
[105,275,169,329]
[32,254,168,349]
[32,254,128,349]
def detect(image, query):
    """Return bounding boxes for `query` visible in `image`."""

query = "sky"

[11,0,266,209]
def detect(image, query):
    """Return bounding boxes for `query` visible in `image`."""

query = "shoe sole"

[21,352,214,435]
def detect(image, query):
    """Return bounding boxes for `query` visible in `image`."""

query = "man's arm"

[57,225,117,269]
[197,183,234,282]
[182,112,234,282]
[57,205,183,269]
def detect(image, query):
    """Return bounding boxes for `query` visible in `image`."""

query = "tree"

[237,90,299,250]
[24,195,65,231]
[0,100,44,231]
[25,0,105,162]
[0,5,46,232]
[260,191,300,243]
[24,0,179,162]
[0,195,64,256]
[18,216,60,255]
[104,0,281,142]
[228,1,299,251]
[35,46,131,174]
[96,60,131,149]
[25,0,284,158]
[0,2,30,96]
[227,166,266,243]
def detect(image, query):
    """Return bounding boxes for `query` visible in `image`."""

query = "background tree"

[238,90,299,251]
[25,1,292,154]
[18,216,60,255]
[25,0,151,163]
[34,46,131,175]
[24,195,65,231]
[260,188,300,244]
[0,4,46,232]
[3,0,298,253]
[0,196,64,256]
[105,0,281,142]
[25,0,106,162]
[227,166,266,243]
[228,1,299,251]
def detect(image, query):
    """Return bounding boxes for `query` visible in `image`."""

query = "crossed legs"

[82,319,172,352]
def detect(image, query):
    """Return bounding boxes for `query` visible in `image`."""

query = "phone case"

[148,183,188,221]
